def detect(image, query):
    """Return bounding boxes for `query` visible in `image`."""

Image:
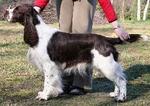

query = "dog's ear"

[23,12,39,47]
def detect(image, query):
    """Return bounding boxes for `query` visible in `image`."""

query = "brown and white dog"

[4,4,135,101]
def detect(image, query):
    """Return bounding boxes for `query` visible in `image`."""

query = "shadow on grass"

[125,64,150,101]
[0,64,149,105]
[92,64,150,102]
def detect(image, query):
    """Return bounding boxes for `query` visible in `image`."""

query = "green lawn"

[0,21,150,106]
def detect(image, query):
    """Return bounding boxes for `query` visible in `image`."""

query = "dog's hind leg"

[36,62,63,100]
[91,49,127,102]
[109,84,119,97]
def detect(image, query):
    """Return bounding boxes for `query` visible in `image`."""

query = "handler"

[33,0,129,95]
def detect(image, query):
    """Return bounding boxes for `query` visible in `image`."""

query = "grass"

[0,21,150,106]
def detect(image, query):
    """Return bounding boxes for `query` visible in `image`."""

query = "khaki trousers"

[55,0,97,89]
[55,0,97,33]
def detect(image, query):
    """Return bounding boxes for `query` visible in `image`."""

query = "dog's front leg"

[36,62,63,100]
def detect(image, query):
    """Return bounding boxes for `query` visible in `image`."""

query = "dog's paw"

[36,91,49,101]
[109,92,118,97]
[115,93,127,102]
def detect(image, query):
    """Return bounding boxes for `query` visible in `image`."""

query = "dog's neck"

[35,15,58,38]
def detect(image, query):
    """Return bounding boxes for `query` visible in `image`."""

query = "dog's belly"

[62,62,92,76]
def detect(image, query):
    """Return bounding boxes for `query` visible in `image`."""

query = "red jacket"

[34,0,117,23]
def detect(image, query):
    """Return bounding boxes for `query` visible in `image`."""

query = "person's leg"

[71,0,97,93]
[62,73,74,94]
[70,66,93,94]
[55,0,97,94]
[55,0,74,32]
[55,0,74,94]
[72,0,97,33]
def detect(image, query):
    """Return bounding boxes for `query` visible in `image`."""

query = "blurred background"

[0,0,150,24]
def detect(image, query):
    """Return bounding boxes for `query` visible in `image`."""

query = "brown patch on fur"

[8,4,40,47]
[23,11,39,47]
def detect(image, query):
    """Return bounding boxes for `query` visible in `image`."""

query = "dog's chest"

[27,42,50,71]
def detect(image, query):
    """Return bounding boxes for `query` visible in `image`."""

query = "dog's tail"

[106,34,149,45]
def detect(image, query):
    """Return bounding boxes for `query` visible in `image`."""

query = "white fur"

[109,85,119,97]
[7,8,14,22]
[63,63,91,76]
[141,35,150,41]
[27,15,63,100]
[91,49,127,101]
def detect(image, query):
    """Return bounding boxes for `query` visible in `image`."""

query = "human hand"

[111,20,130,41]
[33,6,41,13]
[114,26,130,41]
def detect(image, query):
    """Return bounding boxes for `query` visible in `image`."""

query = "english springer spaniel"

[5,4,131,101]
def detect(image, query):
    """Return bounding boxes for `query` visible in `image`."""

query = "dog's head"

[4,4,39,25]
[4,4,40,47]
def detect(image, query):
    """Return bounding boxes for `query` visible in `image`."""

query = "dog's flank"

[47,31,119,68]
[6,4,127,102]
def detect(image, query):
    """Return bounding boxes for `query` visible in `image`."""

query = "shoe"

[69,86,86,95]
